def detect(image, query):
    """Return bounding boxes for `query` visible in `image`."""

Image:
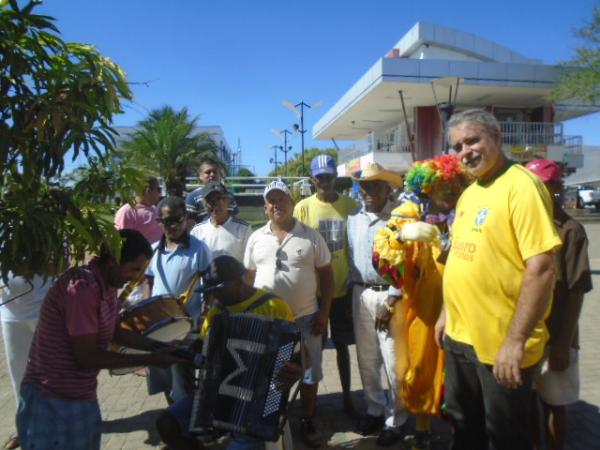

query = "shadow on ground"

[102,409,163,446]
[288,391,452,449]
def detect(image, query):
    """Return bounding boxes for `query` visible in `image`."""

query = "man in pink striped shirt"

[16,229,183,450]
[115,176,163,245]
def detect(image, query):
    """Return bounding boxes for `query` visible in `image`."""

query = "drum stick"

[178,271,202,304]
[119,246,159,302]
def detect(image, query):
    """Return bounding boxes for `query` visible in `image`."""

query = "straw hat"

[351,162,403,188]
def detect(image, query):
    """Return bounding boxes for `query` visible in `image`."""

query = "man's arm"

[245,269,256,287]
[493,251,555,388]
[71,334,183,370]
[548,289,584,371]
[314,264,334,335]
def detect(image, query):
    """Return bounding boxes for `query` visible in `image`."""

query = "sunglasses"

[158,215,186,226]
[276,248,285,271]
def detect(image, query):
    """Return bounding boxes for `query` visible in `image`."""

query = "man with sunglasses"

[191,181,252,263]
[244,180,333,448]
[146,196,213,404]
[294,154,358,416]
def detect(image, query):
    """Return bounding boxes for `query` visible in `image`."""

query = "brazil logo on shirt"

[474,208,489,227]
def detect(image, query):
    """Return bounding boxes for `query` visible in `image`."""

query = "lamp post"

[270,145,279,175]
[271,128,292,177]
[283,100,322,176]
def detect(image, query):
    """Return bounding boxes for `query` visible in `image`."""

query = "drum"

[110,295,193,376]
[190,312,299,442]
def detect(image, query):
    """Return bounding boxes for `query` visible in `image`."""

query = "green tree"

[268,147,338,177]
[0,0,135,279]
[236,167,255,177]
[552,5,600,103]
[122,106,225,197]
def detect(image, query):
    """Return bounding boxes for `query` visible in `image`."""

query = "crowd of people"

[0,109,594,450]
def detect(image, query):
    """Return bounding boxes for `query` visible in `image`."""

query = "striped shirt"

[22,258,119,400]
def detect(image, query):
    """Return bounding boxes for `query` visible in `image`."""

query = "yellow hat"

[351,162,403,188]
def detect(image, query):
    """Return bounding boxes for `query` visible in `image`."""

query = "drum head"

[109,317,192,376]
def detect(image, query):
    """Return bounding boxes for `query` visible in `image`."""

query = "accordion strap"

[214,290,278,314]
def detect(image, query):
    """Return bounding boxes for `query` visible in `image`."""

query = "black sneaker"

[376,426,405,447]
[299,417,322,448]
[358,414,385,436]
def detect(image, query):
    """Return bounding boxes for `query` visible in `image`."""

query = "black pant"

[443,336,539,450]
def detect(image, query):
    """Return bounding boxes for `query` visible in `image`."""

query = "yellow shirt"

[443,163,561,367]
[200,288,294,339]
[293,194,358,298]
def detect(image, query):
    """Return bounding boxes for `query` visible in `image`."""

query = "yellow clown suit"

[372,155,472,427]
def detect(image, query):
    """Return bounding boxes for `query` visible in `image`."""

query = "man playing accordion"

[156,255,302,450]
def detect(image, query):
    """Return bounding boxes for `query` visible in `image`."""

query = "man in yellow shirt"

[156,255,300,450]
[294,153,358,415]
[436,109,561,450]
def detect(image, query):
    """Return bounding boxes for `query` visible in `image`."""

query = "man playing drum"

[16,229,183,450]
[156,255,302,450]
[146,196,213,404]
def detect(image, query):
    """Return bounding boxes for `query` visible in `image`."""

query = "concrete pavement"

[1,223,599,449]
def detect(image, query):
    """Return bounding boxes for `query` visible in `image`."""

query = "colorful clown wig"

[404,154,472,197]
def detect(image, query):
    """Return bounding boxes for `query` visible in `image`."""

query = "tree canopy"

[268,147,338,177]
[552,5,600,103]
[0,0,138,279]
[121,106,226,196]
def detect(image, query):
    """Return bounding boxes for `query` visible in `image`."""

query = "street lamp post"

[283,100,322,176]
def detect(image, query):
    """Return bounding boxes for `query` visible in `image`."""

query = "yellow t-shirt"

[293,194,358,298]
[200,288,294,339]
[443,163,562,367]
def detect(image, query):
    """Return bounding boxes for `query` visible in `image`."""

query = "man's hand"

[434,308,446,349]
[493,337,525,388]
[399,222,439,242]
[548,345,571,372]
[311,310,328,336]
[375,296,396,333]
[276,361,303,391]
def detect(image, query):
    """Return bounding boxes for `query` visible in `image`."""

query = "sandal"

[3,434,19,450]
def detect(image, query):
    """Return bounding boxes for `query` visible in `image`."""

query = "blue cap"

[310,154,337,177]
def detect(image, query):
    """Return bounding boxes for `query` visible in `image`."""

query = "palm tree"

[122,106,224,196]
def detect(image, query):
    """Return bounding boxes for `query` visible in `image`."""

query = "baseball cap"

[263,179,291,199]
[525,159,562,182]
[310,154,337,177]
[200,181,229,198]
[203,255,246,291]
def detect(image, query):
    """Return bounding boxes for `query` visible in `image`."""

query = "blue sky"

[38,0,599,176]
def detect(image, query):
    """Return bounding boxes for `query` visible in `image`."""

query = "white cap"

[263,179,291,199]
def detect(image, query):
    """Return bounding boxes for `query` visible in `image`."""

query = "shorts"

[17,383,102,450]
[295,312,324,385]
[536,348,580,406]
[328,292,355,346]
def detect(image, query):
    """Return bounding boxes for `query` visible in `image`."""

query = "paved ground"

[1,223,599,449]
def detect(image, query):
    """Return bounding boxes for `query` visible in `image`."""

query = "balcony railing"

[338,132,411,164]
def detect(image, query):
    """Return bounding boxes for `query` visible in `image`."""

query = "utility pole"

[281,129,292,177]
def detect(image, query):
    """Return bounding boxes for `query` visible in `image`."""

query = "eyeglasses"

[158,215,186,226]
[275,248,284,271]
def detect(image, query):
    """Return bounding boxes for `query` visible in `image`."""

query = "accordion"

[190,312,300,441]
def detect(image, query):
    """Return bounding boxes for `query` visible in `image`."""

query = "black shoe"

[358,414,385,436]
[299,417,322,448]
[376,427,405,447]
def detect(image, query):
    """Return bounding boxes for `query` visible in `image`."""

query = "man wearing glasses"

[190,181,252,263]
[146,196,213,404]
[244,180,334,449]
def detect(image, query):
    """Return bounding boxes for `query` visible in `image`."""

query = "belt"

[354,282,389,292]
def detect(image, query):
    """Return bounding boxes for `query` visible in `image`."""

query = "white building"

[313,22,600,176]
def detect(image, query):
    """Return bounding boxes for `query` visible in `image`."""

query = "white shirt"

[190,217,252,262]
[1,274,51,322]
[244,219,331,319]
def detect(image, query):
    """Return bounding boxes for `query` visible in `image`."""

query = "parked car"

[568,185,600,209]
